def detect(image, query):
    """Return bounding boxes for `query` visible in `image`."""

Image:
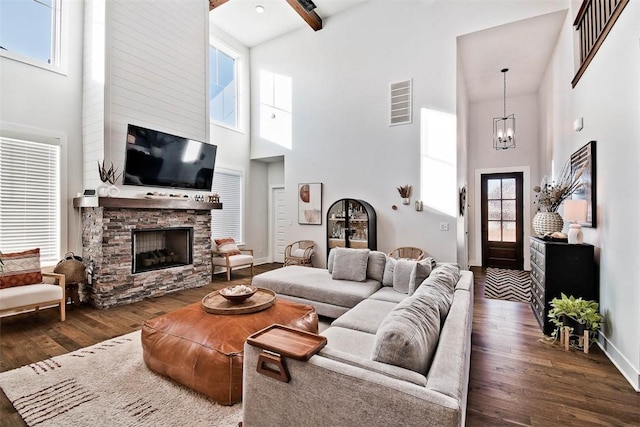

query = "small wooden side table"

[65,282,81,306]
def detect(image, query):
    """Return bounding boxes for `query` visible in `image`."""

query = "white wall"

[249,0,567,267]
[0,0,84,259]
[82,0,209,197]
[467,94,540,268]
[539,1,640,390]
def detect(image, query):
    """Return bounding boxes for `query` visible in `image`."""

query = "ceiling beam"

[209,0,230,10]
[285,0,322,31]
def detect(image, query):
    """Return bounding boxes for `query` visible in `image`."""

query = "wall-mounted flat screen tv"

[123,124,217,191]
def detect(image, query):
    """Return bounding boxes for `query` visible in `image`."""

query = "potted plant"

[548,293,603,348]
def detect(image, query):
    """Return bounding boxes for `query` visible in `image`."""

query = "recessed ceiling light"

[255,5,265,13]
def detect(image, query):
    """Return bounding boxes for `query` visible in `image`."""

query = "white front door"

[272,187,286,263]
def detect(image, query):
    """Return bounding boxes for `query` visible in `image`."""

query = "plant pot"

[532,211,564,236]
[561,315,587,335]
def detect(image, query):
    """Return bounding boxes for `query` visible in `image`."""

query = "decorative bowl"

[218,285,257,303]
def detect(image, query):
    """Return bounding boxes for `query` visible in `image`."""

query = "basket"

[53,252,86,283]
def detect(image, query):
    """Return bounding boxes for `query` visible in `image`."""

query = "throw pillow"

[407,258,434,296]
[392,259,416,294]
[331,248,370,282]
[382,256,396,287]
[327,248,336,273]
[0,248,43,289]
[371,292,442,375]
[214,238,241,256]
[366,251,387,283]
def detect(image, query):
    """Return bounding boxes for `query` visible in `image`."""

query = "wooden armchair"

[284,240,316,267]
[211,249,254,281]
[388,247,425,261]
[0,248,66,321]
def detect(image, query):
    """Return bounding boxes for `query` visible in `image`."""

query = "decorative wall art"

[570,141,596,227]
[298,183,322,225]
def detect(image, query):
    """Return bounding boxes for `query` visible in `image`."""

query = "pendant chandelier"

[493,68,516,150]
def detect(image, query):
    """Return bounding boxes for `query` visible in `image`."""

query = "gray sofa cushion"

[371,292,443,375]
[327,248,336,273]
[331,299,398,334]
[321,326,377,359]
[392,259,415,293]
[252,266,381,308]
[332,248,370,282]
[413,263,459,322]
[366,251,387,283]
[382,256,396,286]
[368,286,408,303]
[408,258,433,295]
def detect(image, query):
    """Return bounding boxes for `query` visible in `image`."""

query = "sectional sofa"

[244,248,474,426]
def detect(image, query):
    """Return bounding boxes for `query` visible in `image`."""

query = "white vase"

[532,211,564,236]
[107,185,120,197]
[97,183,109,197]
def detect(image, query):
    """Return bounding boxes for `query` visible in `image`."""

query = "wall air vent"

[389,79,412,126]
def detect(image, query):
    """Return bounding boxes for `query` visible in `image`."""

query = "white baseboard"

[598,332,640,392]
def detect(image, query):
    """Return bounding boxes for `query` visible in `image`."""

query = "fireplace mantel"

[73,196,222,210]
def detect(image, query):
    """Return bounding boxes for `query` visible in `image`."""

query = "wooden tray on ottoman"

[202,288,276,314]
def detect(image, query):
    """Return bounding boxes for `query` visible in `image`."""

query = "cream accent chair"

[284,240,316,267]
[211,242,254,281]
[0,249,66,321]
[388,247,425,261]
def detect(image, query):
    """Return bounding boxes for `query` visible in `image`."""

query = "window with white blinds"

[0,137,61,265]
[211,168,243,244]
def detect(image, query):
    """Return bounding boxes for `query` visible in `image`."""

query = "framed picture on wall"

[570,141,596,227]
[298,183,322,225]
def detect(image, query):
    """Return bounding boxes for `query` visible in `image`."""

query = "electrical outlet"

[439,222,449,231]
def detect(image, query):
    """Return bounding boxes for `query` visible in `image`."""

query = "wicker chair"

[388,247,425,261]
[284,240,316,267]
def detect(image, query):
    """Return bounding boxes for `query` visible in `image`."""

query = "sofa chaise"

[244,248,473,426]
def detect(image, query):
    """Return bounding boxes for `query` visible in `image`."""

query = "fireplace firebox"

[132,227,193,274]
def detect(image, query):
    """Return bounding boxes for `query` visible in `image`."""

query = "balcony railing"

[572,0,629,87]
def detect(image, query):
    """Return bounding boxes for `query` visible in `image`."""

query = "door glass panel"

[487,179,501,199]
[502,178,516,199]
[502,200,516,221]
[488,221,501,241]
[502,221,516,242]
[488,201,502,220]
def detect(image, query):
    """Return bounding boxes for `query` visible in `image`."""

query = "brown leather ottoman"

[141,298,317,405]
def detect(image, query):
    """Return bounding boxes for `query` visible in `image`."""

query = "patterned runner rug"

[0,331,241,427]
[485,267,531,303]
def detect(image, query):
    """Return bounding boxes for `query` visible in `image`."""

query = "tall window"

[420,108,457,217]
[0,0,62,68]
[209,44,237,128]
[260,70,292,149]
[0,137,61,265]
[211,168,243,244]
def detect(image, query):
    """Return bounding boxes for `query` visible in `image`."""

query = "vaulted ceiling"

[209,2,567,103]
[209,0,367,47]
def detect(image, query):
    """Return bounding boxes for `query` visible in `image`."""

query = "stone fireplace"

[76,197,221,308]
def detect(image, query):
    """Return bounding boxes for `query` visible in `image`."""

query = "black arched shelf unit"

[326,199,377,258]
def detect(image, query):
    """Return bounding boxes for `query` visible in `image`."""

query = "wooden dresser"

[529,237,597,335]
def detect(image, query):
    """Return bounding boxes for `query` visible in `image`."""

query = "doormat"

[485,267,531,303]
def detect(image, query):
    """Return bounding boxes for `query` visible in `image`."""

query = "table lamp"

[563,199,588,244]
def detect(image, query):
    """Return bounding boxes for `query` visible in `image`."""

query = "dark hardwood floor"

[1,265,638,426]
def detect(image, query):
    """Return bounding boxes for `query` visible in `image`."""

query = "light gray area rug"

[0,331,242,427]
[485,267,531,303]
